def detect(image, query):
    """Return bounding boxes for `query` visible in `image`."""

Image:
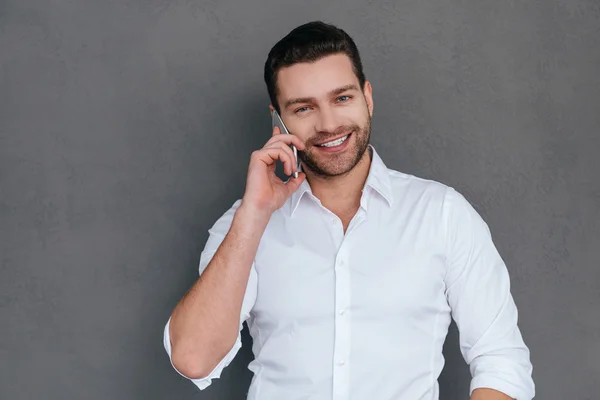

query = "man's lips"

[314,132,353,147]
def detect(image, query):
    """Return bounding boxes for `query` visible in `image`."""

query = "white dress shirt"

[163,145,535,400]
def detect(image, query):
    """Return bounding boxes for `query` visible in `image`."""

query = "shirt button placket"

[332,245,351,400]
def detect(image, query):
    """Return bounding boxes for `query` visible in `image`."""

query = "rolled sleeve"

[442,187,535,400]
[163,199,258,390]
[163,316,243,389]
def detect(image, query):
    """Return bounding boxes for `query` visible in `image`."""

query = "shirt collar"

[289,144,393,217]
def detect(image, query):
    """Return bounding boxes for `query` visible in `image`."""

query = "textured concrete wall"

[1,1,598,398]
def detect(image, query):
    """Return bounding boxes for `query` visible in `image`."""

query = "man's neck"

[305,147,373,214]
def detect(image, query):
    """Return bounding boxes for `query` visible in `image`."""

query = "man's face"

[273,54,374,177]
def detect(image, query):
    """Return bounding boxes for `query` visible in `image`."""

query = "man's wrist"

[235,202,272,230]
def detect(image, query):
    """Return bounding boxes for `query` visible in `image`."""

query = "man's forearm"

[169,204,270,378]
[470,388,514,400]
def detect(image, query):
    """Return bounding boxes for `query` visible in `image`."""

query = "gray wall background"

[1,0,599,399]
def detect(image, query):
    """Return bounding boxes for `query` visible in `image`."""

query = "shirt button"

[338,360,345,366]
[338,259,344,266]
[339,309,345,316]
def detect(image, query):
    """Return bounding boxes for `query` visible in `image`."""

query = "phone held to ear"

[271,110,300,178]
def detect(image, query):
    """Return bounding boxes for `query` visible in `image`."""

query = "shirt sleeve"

[163,199,258,390]
[442,187,535,400]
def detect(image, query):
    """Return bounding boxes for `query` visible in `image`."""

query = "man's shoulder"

[385,167,483,224]
[386,167,451,202]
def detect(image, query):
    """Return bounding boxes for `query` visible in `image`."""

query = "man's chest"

[251,211,449,324]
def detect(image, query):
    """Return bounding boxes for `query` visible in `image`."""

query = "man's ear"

[363,81,374,117]
[269,104,275,115]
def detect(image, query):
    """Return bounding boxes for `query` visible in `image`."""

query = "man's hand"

[242,125,306,215]
[470,388,514,400]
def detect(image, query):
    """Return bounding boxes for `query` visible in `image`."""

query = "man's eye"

[295,107,310,114]
[337,95,351,102]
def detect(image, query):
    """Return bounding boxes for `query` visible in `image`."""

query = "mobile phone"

[271,109,299,178]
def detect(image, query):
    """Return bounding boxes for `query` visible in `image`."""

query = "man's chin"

[304,156,360,177]
[302,135,370,177]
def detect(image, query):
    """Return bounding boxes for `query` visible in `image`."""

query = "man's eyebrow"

[328,84,359,97]
[283,84,360,110]
[284,96,315,110]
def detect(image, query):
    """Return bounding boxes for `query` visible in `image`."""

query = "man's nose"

[315,107,339,134]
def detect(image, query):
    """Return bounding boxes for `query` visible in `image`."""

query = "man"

[163,21,535,400]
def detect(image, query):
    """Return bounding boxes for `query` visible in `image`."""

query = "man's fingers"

[265,132,305,151]
[253,146,296,175]
[264,142,297,175]
[284,172,306,195]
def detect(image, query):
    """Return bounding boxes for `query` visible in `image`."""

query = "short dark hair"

[264,21,366,113]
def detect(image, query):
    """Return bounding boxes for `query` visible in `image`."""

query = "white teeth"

[320,134,349,147]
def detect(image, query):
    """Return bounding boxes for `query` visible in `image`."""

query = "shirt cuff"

[162,318,242,390]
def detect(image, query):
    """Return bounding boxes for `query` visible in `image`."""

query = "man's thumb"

[286,173,305,192]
